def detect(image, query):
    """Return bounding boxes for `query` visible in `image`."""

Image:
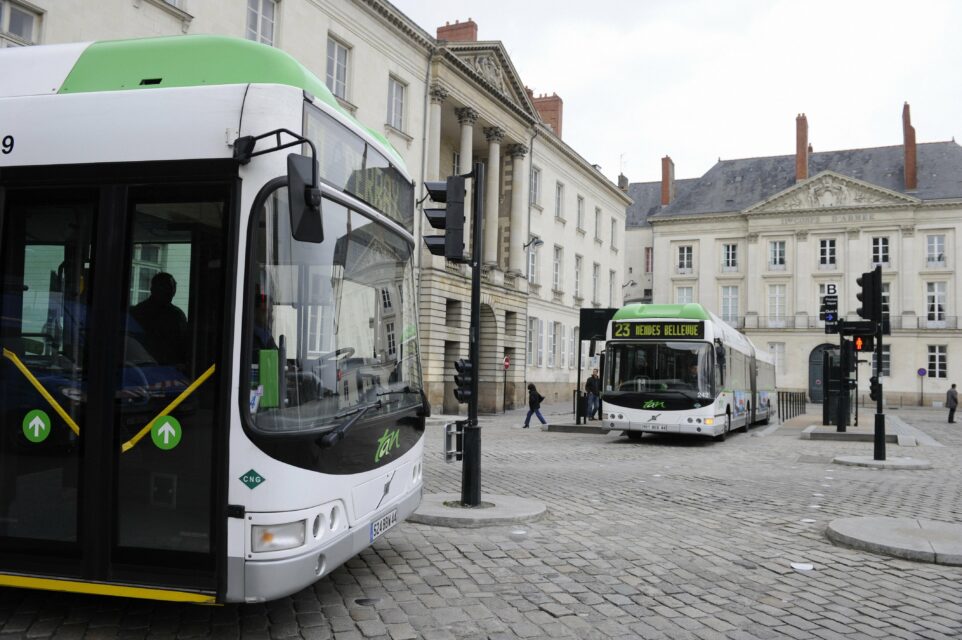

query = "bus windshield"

[606,341,713,398]
[247,187,422,434]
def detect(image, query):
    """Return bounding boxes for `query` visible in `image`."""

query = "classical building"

[14,0,629,413]
[625,106,962,406]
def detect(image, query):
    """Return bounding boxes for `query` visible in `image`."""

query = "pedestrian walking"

[947,383,958,423]
[585,368,601,420]
[523,383,547,428]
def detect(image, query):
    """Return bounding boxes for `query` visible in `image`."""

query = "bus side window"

[715,343,726,387]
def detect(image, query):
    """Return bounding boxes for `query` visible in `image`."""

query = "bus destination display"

[612,321,704,340]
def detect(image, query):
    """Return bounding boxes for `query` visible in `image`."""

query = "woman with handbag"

[523,383,548,428]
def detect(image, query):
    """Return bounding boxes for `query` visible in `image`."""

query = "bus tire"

[714,411,731,442]
[626,430,643,441]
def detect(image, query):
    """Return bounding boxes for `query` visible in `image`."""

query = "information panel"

[611,321,704,340]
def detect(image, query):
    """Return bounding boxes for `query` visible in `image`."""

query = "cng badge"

[151,416,182,450]
[22,409,51,443]
[240,469,265,489]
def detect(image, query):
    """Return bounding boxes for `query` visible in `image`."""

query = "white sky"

[393,0,962,184]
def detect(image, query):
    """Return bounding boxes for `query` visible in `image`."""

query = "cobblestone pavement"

[2,404,962,639]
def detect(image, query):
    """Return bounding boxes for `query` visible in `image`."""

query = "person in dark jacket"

[947,383,958,423]
[585,369,601,420]
[523,383,547,428]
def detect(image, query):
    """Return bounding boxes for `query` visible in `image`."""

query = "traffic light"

[853,334,874,352]
[453,358,473,404]
[869,376,882,402]
[841,339,856,374]
[856,266,882,323]
[423,176,466,262]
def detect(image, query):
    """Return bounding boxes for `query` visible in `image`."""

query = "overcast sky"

[394,0,962,184]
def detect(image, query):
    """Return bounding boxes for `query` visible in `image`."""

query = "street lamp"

[622,280,637,288]
[522,237,544,251]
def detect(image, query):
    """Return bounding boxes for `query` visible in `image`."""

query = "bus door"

[0,165,233,599]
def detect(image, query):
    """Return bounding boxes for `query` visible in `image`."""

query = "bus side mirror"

[287,153,323,243]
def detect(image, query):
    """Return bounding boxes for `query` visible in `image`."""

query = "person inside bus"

[685,362,700,388]
[523,383,547,429]
[129,272,188,367]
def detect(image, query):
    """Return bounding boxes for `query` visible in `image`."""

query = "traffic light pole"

[461,162,484,507]
[874,317,886,460]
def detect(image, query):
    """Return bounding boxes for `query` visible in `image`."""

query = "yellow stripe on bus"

[2,348,81,435]
[121,364,216,453]
[0,573,216,603]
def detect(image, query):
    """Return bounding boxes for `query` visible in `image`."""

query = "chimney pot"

[903,102,918,190]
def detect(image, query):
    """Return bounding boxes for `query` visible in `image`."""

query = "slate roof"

[626,141,962,227]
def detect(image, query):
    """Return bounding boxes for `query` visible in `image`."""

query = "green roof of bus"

[57,35,406,167]
[612,304,711,321]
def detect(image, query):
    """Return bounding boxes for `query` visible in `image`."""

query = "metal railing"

[777,391,806,421]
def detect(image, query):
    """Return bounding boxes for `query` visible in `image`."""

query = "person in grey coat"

[947,384,958,423]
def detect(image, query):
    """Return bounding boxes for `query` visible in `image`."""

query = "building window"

[247,0,276,46]
[819,238,836,267]
[610,219,617,250]
[872,236,889,266]
[381,288,393,310]
[676,286,693,304]
[527,317,537,365]
[723,243,738,270]
[721,286,738,324]
[529,167,542,206]
[574,255,582,299]
[881,282,891,320]
[552,246,563,291]
[326,36,349,99]
[592,263,600,303]
[554,182,565,220]
[576,196,585,230]
[769,240,786,269]
[768,284,786,320]
[387,77,405,130]
[927,234,945,266]
[927,282,946,322]
[609,270,616,306]
[928,345,947,379]
[677,245,693,272]
[1,0,40,45]
[527,239,539,284]
[451,151,461,177]
[643,288,652,302]
[547,323,556,367]
[872,345,891,377]
[767,342,786,376]
[644,247,653,274]
[594,208,602,241]
[385,321,396,357]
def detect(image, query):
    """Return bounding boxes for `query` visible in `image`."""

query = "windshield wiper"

[319,399,383,448]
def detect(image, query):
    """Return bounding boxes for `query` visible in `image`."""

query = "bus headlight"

[252,521,306,552]
[705,418,714,426]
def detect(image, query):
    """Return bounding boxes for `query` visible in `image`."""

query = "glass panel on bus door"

[113,185,228,572]
[0,189,97,557]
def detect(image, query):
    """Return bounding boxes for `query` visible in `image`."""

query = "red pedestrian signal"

[855,336,864,351]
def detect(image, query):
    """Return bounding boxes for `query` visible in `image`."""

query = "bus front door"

[0,168,233,600]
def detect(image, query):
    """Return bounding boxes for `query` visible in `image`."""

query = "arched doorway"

[809,343,835,403]
[478,304,502,413]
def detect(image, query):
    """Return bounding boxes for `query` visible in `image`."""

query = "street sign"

[503,355,510,370]
[151,415,182,450]
[22,409,51,443]
[917,368,927,377]
[838,319,876,335]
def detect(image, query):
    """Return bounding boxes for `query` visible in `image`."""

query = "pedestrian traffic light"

[841,339,856,374]
[853,334,874,352]
[453,358,473,404]
[856,266,882,323]
[869,376,882,402]
[423,176,466,262]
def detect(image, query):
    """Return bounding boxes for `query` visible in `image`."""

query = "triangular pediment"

[745,171,920,214]
[444,41,538,120]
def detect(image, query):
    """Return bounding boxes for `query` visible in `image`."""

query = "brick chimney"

[795,113,809,182]
[532,93,563,137]
[437,19,477,42]
[617,173,629,192]
[661,156,675,205]
[903,102,918,191]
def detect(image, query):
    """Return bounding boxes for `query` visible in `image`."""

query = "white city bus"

[0,36,426,603]
[602,304,775,440]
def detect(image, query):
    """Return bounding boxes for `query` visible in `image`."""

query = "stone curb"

[826,517,962,566]
[408,492,547,528]
[832,455,932,470]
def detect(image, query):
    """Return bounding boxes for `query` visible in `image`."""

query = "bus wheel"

[714,412,731,442]
[626,430,643,442]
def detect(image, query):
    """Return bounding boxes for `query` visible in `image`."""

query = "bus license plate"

[370,510,398,542]
[644,424,669,432]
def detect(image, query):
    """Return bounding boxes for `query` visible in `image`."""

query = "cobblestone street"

[2,404,961,639]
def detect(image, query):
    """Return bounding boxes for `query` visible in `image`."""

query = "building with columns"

[625,106,962,406]
[13,0,629,413]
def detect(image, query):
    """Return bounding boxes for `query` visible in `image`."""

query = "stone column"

[427,84,447,181]
[456,107,478,254]
[482,126,504,267]
[795,230,810,323]
[507,143,528,275]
